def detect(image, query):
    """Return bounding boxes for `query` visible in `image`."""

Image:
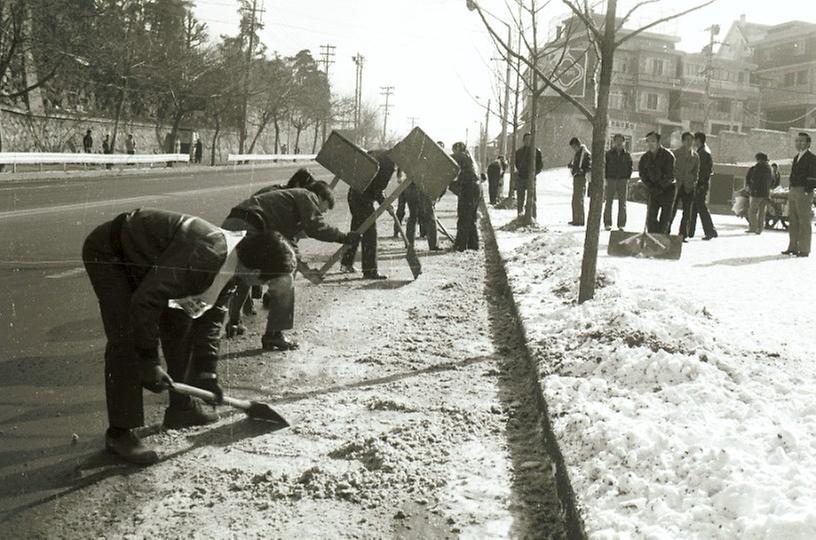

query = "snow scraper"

[607,227,683,260]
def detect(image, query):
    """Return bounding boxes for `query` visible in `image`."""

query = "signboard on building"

[540,49,588,98]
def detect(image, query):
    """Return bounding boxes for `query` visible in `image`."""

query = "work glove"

[344,231,361,245]
[140,364,173,393]
[195,372,224,405]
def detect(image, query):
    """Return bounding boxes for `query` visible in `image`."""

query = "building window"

[793,39,806,56]
[717,99,731,113]
[644,93,659,111]
[651,59,664,76]
[613,57,629,73]
[784,72,796,87]
[609,92,626,110]
[738,71,745,83]
[797,70,808,85]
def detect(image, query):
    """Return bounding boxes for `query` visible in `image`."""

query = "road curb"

[480,205,587,540]
[0,160,316,185]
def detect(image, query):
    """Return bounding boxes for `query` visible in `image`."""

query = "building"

[751,21,816,130]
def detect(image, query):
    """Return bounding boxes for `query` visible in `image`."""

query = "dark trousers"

[516,177,528,216]
[572,175,586,225]
[406,190,438,249]
[603,178,628,229]
[487,173,501,204]
[222,217,295,336]
[646,186,676,234]
[689,186,716,238]
[82,223,195,429]
[673,187,694,237]
[455,182,481,251]
[341,189,378,273]
[393,192,407,237]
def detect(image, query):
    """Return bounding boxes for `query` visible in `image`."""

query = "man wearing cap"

[745,153,773,235]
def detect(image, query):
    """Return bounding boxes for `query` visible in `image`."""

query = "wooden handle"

[385,205,410,249]
[316,180,414,278]
[171,382,250,410]
[329,175,341,189]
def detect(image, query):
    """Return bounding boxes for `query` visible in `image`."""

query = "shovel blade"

[608,230,683,260]
[246,401,290,427]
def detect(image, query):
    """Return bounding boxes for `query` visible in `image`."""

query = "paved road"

[0,165,362,514]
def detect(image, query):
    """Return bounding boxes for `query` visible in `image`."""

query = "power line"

[380,86,394,142]
[407,116,419,128]
[319,44,336,77]
[352,53,365,144]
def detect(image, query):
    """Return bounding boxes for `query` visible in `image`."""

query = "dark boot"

[105,428,159,465]
[163,398,219,430]
[225,322,246,338]
[362,272,388,280]
[261,331,299,351]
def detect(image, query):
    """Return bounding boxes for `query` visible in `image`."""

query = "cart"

[765,191,789,230]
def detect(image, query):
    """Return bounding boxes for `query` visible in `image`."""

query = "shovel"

[384,205,422,278]
[608,226,683,260]
[171,382,289,426]
[436,217,455,242]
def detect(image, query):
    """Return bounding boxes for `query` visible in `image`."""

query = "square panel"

[387,127,460,200]
[316,130,380,192]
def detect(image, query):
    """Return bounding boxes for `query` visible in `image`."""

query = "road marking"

[45,267,86,279]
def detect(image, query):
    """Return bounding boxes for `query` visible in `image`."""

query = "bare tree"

[469,0,715,303]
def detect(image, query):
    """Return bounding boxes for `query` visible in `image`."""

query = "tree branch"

[616,0,660,31]
[561,0,602,42]
[471,0,594,121]
[615,0,717,48]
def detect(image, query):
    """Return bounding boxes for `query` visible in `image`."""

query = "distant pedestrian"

[486,156,503,204]
[125,134,135,155]
[404,181,440,250]
[638,132,676,234]
[83,129,93,153]
[745,152,772,235]
[770,162,781,190]
[194,139,203,164]
[690,132,718,240]
[451,142,481,251]
[568,137,591,226]
[671,132,700,241]
[603,133,633,231]
[513,133,543,217]
[782,132,816,257]
[102,134,113,169]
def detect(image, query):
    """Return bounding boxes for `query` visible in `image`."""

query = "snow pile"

[489,193,816,539]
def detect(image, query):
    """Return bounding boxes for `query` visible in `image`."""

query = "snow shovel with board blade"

[607,226,683,260]
[171,382,289,427]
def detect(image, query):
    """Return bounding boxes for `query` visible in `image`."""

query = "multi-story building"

[751,21,816,130]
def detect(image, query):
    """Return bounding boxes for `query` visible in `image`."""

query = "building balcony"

[635,72,682,89]
[760,87,816,109]
[680,78,760,99]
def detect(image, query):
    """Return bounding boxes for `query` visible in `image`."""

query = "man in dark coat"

[746,153,773,235]
[83,129,93,153]
[404,180,440,250]
[603,134,633,231]
[783,132,816,257]
[568,137,591,226]
[194,139,203,164]
[689,132,718,241]
[223,182,356,350]
[670,132,700,241]
[340,149,395,279]
[102,134,113,169]
[514,133,543,216]
[82,208,295,464]
[486,156,503,204]
[451,142,482,251]
[638,131,676,234]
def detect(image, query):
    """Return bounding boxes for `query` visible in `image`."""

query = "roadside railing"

[227,154,316,168]
[0,152,190,173]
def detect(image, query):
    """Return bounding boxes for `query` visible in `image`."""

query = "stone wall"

[0,107,320,164]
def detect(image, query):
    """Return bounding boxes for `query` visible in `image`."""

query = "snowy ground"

[489,170,816,539]
[2,195,566,538]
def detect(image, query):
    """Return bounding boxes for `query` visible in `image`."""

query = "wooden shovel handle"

[316,179,415,278]
[385,205,410,249]
[171,382,250,411]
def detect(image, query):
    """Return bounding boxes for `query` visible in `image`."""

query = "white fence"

[0,152,190,172]
[227,154,316,164]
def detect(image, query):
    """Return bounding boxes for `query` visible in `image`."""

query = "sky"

[192,0,816,147]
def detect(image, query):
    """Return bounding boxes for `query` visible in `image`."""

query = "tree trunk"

[210,117,221,166]
[273,115,280,153]
[293,125,303,153]
[524,5,540,225]
[311,121,320,153]
[247,113,270,154]
[578,0,618,304]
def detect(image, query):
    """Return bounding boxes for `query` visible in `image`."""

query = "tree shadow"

[478,216,576,538]
[693,254,785,268]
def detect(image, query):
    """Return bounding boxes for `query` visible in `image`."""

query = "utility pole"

[703,24,720,132]
[491,27,512,161]
[483,98,491,170]
[239,0,264,155]
[352,54,365,144]
[407,116,419,129]
[319,44,336,143]
[380,86,394,143]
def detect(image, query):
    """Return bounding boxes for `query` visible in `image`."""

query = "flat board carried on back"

[316,131,380,192]
[387,127,459,200]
